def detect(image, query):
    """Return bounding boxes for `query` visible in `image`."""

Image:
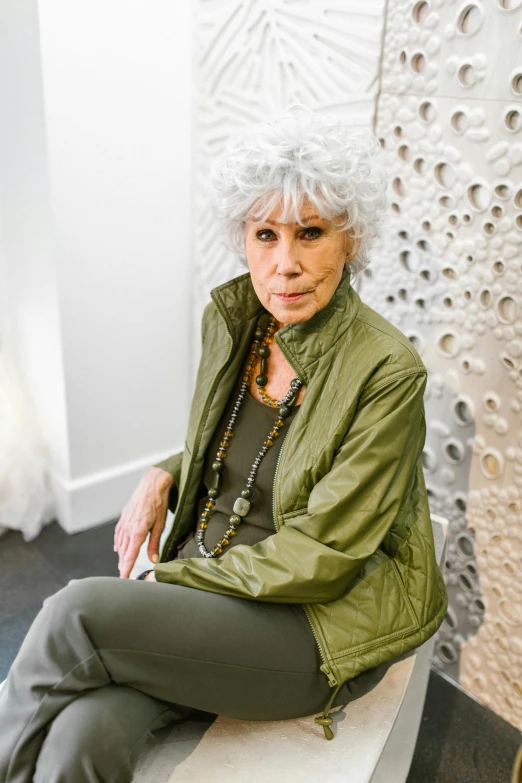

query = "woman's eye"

[256,229,276,241]
[302,227,322,240]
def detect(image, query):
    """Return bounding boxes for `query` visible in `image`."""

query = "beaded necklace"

[196,314,302,558]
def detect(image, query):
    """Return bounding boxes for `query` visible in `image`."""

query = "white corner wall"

[0,0,194,533]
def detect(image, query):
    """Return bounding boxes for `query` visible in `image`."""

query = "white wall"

[0,0,194,532]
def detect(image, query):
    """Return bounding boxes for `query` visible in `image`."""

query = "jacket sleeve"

[154,369,427,602]
[152,451,184,514]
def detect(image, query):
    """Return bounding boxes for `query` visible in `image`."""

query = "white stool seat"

[134,515,449,783]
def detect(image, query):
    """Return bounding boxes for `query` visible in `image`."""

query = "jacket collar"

[210,265,361,384]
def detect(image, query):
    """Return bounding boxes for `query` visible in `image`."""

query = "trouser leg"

[0,574,399,782]
[33,684,186,783]
[0,575,327,782]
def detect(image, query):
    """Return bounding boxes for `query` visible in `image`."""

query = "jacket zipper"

[270,345,338,689]
[162,310,235,559]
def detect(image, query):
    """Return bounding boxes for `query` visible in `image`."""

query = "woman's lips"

[275,292,307,302]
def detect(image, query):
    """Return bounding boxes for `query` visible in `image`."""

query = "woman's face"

[244,198,358,325]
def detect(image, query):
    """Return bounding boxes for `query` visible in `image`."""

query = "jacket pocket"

[315,551,420,662]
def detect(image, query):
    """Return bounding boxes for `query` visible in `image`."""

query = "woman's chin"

[267,296,318,325]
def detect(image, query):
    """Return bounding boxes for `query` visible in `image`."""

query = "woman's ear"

[345,234,361,263]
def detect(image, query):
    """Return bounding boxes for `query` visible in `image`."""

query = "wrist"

[147,466,174,489]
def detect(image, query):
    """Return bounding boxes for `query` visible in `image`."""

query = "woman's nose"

[275,239,301,275]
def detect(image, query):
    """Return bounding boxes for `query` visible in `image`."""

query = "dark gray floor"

[1,519,520,782]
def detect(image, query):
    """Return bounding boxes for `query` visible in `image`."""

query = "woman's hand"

[114,467,174,579]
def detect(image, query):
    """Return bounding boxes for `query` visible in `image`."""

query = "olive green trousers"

[0,576,399,783]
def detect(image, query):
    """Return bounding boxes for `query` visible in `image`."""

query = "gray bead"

[233,497,251,516]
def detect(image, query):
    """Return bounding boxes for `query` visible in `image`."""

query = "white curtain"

[0,321,55,541]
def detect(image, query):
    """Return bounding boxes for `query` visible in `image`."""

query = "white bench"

[133,514,449,783]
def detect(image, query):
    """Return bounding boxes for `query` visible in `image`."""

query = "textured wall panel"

[363,0,522,730]
[194,0,387,322]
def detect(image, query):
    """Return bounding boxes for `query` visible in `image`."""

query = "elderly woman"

[0,109,448,782]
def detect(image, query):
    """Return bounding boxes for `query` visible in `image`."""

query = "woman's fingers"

[114,517,123,552]
[119,534,145,579]
[114,469,173,576]
[117,530,130,574]
[147,517,166,564]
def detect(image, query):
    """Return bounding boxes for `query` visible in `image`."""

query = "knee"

[42,577,115,621]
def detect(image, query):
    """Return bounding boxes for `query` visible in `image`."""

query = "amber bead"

[264,438,273,447]
[269,429,279,438]
[275,418,284,427]
[200,522,208,529]
[214,546,223,555]
[228,528,236,536]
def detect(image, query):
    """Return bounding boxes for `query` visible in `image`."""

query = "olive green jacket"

[154,269,448,694]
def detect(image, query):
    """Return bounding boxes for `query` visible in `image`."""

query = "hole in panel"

[458,4,483,34]
[505,109,522,131]
[468,183,491,211]
[451,110,467,132]
[411,52,427,74]
[512,73,522,95]
[442,267,457,279]
[393,177,405,197]
[458,63,474,86]
[419,101,435,121]
[438,333,459,357]
[412,1,430,22]
[435,162,456,188]
[454,398,473,425]
[498,295,519,322]
[495,184,511,199]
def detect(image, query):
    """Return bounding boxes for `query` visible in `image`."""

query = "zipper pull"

[320,663,338,688]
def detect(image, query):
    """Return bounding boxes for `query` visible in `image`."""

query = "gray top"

[177,377,300,559]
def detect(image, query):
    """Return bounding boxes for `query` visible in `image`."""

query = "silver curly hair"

[209,106,388,276]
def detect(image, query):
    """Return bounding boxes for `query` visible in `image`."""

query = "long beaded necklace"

[196,314,302,558]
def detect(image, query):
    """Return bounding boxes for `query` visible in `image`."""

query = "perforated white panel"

[193,0,522,733]
[361,0,522,730]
